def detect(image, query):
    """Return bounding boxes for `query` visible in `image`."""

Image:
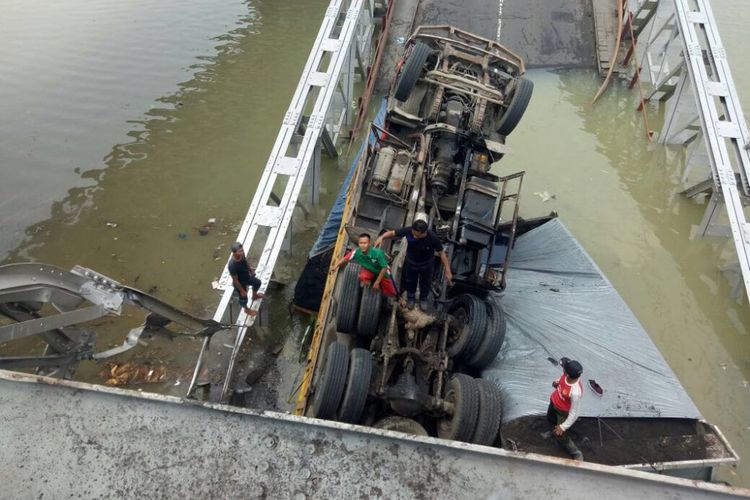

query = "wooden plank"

[592,0,618,76]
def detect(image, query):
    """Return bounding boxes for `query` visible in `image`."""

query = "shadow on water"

[1,0,333,396]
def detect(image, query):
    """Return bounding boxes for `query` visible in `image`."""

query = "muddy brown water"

[1,0,749,488]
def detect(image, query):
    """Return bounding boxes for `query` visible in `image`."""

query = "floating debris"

[533,191,556,202]
[199,218,218,236]
[105,221,118,228]
[99,362,168,386]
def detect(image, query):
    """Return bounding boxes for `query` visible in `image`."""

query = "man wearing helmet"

[547,357,584,461]
[375,215,453,311]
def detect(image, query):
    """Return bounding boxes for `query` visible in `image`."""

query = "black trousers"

[235,276,262,307]
[546,401,573,447]
[403,260,433,300]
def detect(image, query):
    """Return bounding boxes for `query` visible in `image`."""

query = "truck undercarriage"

[303,26,534,445]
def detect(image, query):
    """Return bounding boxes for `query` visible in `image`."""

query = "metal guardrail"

[187,0,374,401]
[0,263,223,377]
[630,0,750,300]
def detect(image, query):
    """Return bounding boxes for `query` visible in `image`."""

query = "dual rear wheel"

[437,374,502,446]
[311,342,372,424]
[336,263,383,338]
[447,293,506,370]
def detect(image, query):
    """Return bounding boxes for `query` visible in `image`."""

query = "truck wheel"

[471,379,503,446]
[466,299,507,369]
[497,77,534,136]
[437,374,480,442]
[311,342,350,419]
[356,286,382,338]
[394,42,431,102]
[447,294,487,360]
[338,348,373,423]
[336,263,362,334]
[374,416,428,436]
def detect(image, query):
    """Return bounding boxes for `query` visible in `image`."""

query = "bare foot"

[252,292,265,300]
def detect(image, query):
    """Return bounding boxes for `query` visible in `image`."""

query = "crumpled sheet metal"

[484,217,700,424]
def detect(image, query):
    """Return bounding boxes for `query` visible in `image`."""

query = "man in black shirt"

[375,219,453,310]
[228,241,264,317]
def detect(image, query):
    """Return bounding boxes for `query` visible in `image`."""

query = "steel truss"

[630,0,750,299]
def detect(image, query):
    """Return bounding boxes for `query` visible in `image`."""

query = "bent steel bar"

[0,263,224,371]
[0,305,105,343]
[71,265,224,334]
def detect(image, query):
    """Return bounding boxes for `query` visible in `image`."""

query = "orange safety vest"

[550,374,581,412]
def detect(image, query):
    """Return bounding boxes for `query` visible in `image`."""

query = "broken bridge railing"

[627,0,750,300]
[0,263,222,379]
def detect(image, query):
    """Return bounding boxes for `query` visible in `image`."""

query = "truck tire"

[311,342,350,419]
[374,416,429,436]
[447,294,487,360]
[497,77,534,136]
[394,42,431,102]
[356,286,382,338]
[336,263,362,334]
[338,348,373,423]
[437,374,480,442]
[471,379,503,446]
[466,299,507,369]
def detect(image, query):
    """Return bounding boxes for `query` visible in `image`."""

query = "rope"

[591,0,655,142]
[591,0,626,104]
[624,6,655,141]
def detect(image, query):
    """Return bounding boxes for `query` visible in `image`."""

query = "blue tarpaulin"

[484,217,701,423]
[308,98,388,257]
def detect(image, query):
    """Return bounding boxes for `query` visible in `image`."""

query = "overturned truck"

[299,26,532,445]
[294,26,738,478]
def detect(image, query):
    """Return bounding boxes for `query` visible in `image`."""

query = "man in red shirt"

[546,358,584,461]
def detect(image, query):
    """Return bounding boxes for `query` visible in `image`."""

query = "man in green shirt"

[336,233,397,296]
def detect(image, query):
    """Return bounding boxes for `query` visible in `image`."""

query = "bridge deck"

[1,370,747,499]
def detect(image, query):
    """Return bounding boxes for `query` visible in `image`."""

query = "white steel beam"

[630,0,750,300]
[187,0,368,401]
[671,0,750,298]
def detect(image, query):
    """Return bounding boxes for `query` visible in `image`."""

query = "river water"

[1,0,749,488]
